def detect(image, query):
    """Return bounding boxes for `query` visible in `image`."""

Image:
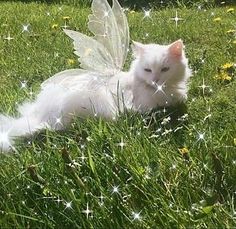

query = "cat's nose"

[154,76,160,82]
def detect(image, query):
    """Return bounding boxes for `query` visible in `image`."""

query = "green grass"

[0,1,236,228]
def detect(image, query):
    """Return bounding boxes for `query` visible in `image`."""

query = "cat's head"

[131,40,191,87]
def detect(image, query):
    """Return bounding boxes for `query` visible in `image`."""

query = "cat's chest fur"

[108,72,185,113]
[131,79,185,112]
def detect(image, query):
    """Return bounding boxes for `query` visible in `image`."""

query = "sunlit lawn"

[0,1,236,228]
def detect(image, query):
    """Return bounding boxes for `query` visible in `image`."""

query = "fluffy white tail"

[0,113,46,152]
[0,85,68,152]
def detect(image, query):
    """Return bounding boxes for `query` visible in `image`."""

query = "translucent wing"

[41,69,106,91]
[63,30,117,75]
[64,0,129,76]
[88,0,129,71]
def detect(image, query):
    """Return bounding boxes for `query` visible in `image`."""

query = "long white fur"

[0,0,192,152]
[0,40,191,152]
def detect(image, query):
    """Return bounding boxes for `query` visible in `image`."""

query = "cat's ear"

[132,41,145,57]
[168,39,183,58]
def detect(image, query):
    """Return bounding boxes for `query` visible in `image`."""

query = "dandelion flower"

[226,29,236,34]
[214,72,232,81]
[222,63,234,69]
[63,16,71,20]
[67,59,75,65]
[213,17,221,22]
[179,147,189,155]
[227,8,234,13]
[51,24,58,29]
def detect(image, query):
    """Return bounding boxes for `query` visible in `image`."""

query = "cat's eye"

[144,68,152,73]
[161,67,170,72]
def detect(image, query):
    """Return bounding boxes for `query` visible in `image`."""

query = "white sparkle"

[143,9,151,19]
[55,197,62,204]
[98,195,105,205]
[171,11,183,27]
[78,153,87,163]
[197,5,202,10]
[198,78,210,95]
[4,33,14,42]
[20,81,27,89]
[104,11,109,17]
[99,195,104,201]
[22,24,30,33]
[197,132,205,142]
[56,117,62,124]
[117,138,126,150]
[61,22,69,29]
[112,186,119,194]
[54,52,59,58]
[152,81,167,96]
[65,201,72,209]
[82,203,93,219]
[132,211,141,221]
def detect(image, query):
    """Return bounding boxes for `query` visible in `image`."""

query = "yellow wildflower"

[67,58,75,65]
[51,24,58,29]
[63,16,71,20]
[226,29,236,34]
[213,17,221,22]
[214,72,232,81]
[233,40,236,44]
[178,147,189,155]
[129,10,136,14]
[227,8,234,13]
[234,138,236,146]
[222,63,234,69]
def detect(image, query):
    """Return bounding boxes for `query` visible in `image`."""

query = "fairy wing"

[63,30,117,75]
[41,69,106,91]
[88,0,129,72]
[41,0,129,89]
[64,0,129,75]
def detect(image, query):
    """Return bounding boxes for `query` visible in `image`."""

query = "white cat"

[0,0,191,152]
